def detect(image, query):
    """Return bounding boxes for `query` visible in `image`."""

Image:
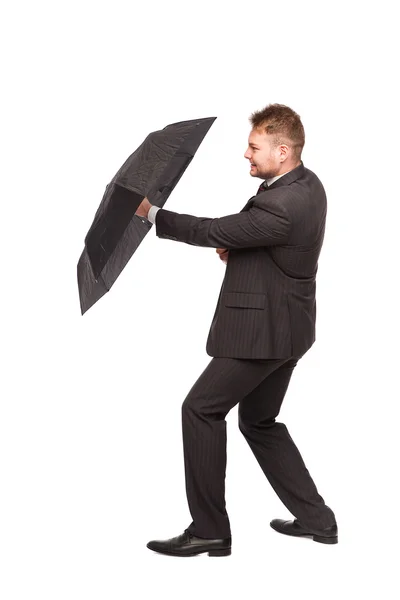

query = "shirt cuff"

[148,205,161,224]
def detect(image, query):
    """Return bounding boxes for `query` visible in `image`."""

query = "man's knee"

[238,413,247,434]
[182,394,229,422]
[182,393,208,419]
[238,410,276,433]
[238,410,254,433]
[182,395,195,416]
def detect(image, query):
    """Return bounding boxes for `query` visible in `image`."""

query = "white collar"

[266,170,291,186]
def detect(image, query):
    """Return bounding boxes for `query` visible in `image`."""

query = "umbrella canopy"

[77,116,217,314]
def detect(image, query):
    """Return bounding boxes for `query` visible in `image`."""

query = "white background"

[1,0,399,598]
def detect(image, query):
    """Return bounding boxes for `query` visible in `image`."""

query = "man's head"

[244,103,305,180]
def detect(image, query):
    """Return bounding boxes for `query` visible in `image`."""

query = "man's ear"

[279,144,289,159]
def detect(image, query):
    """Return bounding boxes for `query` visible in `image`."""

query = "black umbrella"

[77,116,217,314]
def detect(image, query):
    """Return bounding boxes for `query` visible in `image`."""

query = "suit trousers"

[182,355,336,539]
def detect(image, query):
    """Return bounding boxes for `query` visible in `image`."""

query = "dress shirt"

[146,171,290,225]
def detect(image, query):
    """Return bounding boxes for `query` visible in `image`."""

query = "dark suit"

[153,161,336,538]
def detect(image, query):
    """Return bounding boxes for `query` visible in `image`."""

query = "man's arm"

[150,192,292,249]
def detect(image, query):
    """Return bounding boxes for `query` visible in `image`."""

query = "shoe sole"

[270,523,338,544]
[146,544,231,557]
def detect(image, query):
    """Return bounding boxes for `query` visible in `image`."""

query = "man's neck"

[266,161,301,186]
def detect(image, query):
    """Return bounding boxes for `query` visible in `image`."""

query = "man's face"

[244,128,282,180]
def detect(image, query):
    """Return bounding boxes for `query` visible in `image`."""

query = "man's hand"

[135,196,153,219]
[216,247,229,264]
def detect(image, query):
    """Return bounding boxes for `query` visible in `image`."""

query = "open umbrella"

[77,116,217,314]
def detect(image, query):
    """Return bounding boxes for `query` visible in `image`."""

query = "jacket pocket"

[223,291,266,309]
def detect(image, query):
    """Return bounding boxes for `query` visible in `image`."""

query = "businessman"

[136,103,338,557]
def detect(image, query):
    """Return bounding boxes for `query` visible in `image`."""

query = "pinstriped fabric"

[182,356,336,538]
[153,161,335,538]
[154,161,327,359]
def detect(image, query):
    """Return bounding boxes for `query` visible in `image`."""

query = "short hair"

[249,103,305,161]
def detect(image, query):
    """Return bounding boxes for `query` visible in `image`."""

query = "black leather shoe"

[146,528,232,557]
[270,519,338,544]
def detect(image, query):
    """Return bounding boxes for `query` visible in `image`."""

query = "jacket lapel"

[240,161,305,212]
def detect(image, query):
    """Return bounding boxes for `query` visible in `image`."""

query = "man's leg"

[182,356,290,539]
[238,357,336,531]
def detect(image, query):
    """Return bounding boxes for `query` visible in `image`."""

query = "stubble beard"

[252,164,280,180]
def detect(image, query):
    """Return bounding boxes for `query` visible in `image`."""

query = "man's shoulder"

[253,169,326,218]
[287,166,326,200]
[302,165,326,188]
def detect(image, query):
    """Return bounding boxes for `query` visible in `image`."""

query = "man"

[135,103,338,557]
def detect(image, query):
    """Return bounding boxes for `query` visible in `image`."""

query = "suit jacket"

[153,161,327,359]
